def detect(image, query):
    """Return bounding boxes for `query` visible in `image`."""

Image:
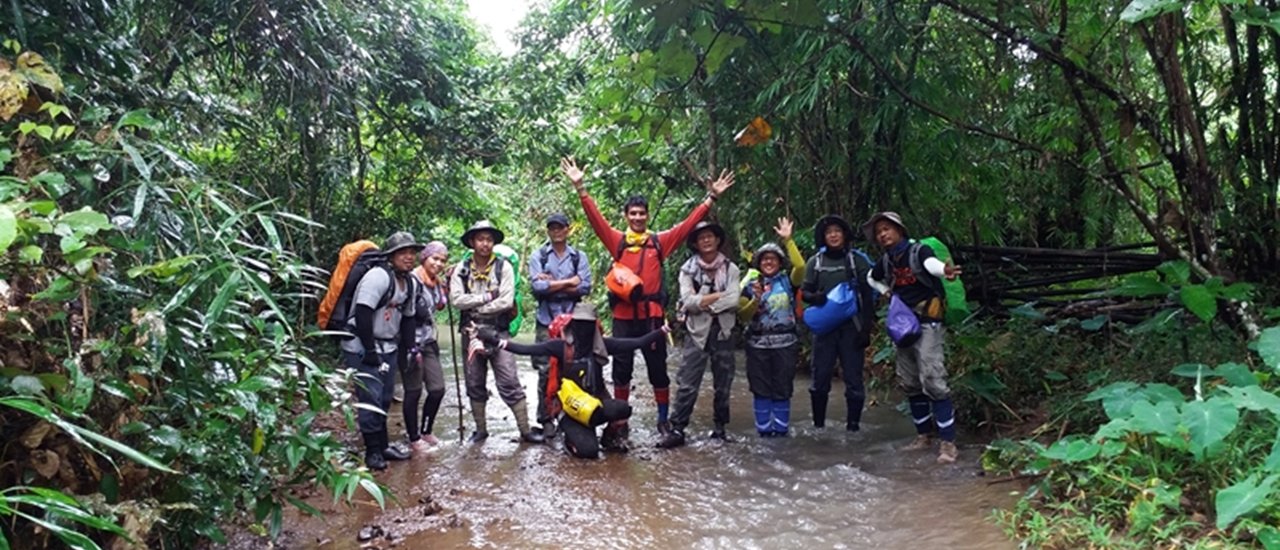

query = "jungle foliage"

[1,0,1279,547]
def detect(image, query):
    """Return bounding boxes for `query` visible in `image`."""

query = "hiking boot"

[520,430,546,444]
[937,441,959,464]
[393,382,405,403]
[903,434,934,451]
[845,422,860,433]
[362,431,387,471]
[709,425,727,440]
[468,430,490,443]
[539,420,558,440]
[365,449,387,471]
[657,420,672,436]
[656,429,686,449]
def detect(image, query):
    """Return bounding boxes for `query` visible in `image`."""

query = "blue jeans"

[345,351,397,434]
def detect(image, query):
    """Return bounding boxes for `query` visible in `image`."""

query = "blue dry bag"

[803,282,859,336]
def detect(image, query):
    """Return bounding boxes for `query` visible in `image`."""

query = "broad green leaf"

[1141,383,1185,404]
[1156,260,1191,285]
[73,424,176,473]
[117,109,160,130]
[1257,326,1280,372]
[1220,386,1280,416]
[1182,397,1239,459]
[0,203,16,251]
[58,209,113,236]
[1214,474,1278,529]
[1085,382,1143,420]
[1219,282,1254,301]
[1080,315,1107,331]
[1179,285,1217,322]
[119,139,151,182]
[1215,362,1258,387]
[1120,0,1183,23]
[1041,437,1101,463]
[1171,363,1214,379]
[0,147,11,169]
[1266,428,1280,473]
[1128,400,1180,437]
[1259,526,1280,550]
[33,275,77,302]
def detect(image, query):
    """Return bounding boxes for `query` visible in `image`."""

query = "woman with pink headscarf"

[404,241,450,453]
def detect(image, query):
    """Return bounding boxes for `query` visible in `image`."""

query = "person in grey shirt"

[340,231,422,470]
[658,221,741,449]
[528,212,592,438]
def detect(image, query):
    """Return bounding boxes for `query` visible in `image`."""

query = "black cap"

[546,213,570,227]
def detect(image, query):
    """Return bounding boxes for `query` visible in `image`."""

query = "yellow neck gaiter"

[624,230,652,254]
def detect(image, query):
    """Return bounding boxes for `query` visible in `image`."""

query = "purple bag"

[887,294,922,347]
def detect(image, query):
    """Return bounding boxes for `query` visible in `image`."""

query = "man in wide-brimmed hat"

[340,231,424,470]
[863,211,963,464]
[658,220,741,448]
[560,157,736,449]
[449,220,544,445]
[800,214,876,433]
[528,212,592,439]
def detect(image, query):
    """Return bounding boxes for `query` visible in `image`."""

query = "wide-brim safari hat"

[686,220,726,251]
[861,211,908,242]
[752,242,789,271]
[813,215,855,245]
[461,220,505,248]
[384,231,425,256]
[570,302,598,322]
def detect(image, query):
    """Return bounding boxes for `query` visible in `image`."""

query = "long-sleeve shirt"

[448,256,514,321]
[738,238,806,348]
[503,330,667,397]
[528,243,592,326]
[678,255,741,349]
[580,193,711,320]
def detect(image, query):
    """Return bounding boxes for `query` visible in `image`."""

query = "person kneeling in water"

[475,303,668,458]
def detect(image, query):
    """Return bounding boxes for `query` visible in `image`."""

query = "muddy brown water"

[285,345,1019,549]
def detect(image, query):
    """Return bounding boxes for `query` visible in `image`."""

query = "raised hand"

[708,168,735,198]
[560,157,585,189]
[774,217,793,240]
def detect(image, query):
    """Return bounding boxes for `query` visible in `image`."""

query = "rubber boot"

[362,432,387,471]
[469,400,489,443]
[811,392,828,428]
[511,399,544,444]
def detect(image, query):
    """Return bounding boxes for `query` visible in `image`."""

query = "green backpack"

[460,243,526,334]
[902,237,970,325]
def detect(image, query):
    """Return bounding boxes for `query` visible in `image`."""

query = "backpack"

[889,237,970,325]
[536,245,583,277]
[318,240,394,333]
[458,245,524,334]
[606,232,666,311]
[739,268,801,334]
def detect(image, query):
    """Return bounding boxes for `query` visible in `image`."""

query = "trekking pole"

[447,306,465,444]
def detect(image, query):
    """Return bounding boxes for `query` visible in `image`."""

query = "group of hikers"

[328,157,963,470]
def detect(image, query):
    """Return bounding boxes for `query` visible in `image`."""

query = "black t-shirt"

[872,244,940,310]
